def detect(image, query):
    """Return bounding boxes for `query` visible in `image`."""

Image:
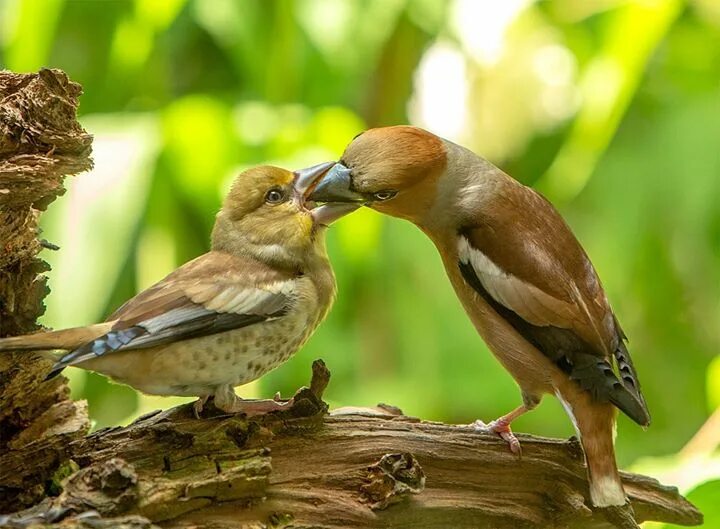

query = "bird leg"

[213,385,294,416]
[193,395,210,418]
[471,405,529,456]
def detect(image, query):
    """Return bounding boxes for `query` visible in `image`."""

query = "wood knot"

[309,358,330,399]
[565,435,584,460]
[62,457,139,516]
[148,423,194,449]
[361,452,425,510]
[268,511,294,528]
[225,421,272,449]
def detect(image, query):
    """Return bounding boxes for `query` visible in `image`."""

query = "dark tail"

[570,353,650,427]
[613,340,650,425]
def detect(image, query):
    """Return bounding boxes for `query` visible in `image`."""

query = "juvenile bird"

[0,164,358,416]
[308,126,649,508]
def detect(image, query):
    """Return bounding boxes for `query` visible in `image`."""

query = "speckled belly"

[82,312,316,397]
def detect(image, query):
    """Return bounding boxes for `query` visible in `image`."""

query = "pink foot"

[471,419,522,457]
[212,385,296,416]
[193,396,210,419]
[226,397,295,416]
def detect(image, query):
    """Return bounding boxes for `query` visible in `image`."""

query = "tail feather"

[0,323,114,353]
[555,380,628,509]
[570,353,650,427]
[613,341,650,423]
[47,326,146,379]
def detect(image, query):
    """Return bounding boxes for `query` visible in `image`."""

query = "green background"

[1,1,718,526]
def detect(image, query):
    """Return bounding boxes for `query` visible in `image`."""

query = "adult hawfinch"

[307,126,649,509]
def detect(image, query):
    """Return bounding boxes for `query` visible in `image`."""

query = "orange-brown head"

[309,126,448,224]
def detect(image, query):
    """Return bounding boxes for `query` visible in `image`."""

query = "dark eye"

[373,190,397,201]
[265,188,285,204]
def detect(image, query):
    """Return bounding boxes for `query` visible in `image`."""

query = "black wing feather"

[459,261,650,426]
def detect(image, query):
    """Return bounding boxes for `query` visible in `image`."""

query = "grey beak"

[293,161,362,226]
[293,161,336,196]
[306,163,367,203]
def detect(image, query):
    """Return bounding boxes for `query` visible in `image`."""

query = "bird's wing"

[49,252,296,376]
[457,183,649,425]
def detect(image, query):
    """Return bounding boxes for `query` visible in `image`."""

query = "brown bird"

[0,163,358,416]
[307,126,649,508]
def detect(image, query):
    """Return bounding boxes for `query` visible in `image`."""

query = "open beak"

[293,162,362,226]
[294,161,335,196]
[306,163,367,204]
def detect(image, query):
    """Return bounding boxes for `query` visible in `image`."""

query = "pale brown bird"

[307,126,649,508]
[0,163,358,416]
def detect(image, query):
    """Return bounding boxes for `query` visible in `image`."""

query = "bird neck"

[422,140,510,234]
[211,215,330,275]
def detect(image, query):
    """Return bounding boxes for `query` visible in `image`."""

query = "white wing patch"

[457,236,576,328]
[131,280,295,339]
[185,281,294,316]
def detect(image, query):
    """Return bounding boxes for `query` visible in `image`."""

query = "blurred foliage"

[1,0,719,520]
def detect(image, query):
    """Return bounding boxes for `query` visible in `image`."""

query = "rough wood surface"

[0,69,703,529]
[0,361,703,529]
[0,69,92,514]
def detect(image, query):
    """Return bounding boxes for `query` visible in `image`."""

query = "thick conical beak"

[293,162,361,226]
[293,161,336,196]
[306,163,367,203]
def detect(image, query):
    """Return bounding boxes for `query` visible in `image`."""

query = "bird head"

[307,126,448,225]
[212,164,359,268]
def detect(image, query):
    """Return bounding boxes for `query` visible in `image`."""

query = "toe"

[497,430,522,458]
[471,418,522,457]
[193,397,207,419]
[470,419,489,431]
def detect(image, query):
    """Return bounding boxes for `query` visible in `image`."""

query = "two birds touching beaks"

[0,126,649,512]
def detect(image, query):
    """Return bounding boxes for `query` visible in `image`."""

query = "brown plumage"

[308,125,649,509]
[0,164,358,415]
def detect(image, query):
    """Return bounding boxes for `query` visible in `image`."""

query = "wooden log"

[0,361,703,529]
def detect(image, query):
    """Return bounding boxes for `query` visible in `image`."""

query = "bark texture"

[0,69,93,514]
[0,362,704,529]
[0,69,703,529]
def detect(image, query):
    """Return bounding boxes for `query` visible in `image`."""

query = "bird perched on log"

[307,126,650,509]
[0,163,358,416]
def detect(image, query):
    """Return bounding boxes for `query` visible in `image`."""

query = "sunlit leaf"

[3,0,64,71]
[161,95,238,223]
[708,356,720,411]
[537,0,683,202]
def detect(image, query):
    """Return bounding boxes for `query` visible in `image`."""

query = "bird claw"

[193,396,210,419]
[471,419,522,458]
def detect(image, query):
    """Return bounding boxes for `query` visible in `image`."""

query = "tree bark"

[0,68,93,513]
[0,69,703,529]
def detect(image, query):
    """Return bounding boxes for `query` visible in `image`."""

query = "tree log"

[0,361,703,529]
[0,69,703,529]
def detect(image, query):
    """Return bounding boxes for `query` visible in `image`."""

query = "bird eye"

[265,188,285,204]
[373,190,397,201]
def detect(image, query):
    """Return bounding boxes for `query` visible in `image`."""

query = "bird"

[306,125,650,509]
[0,163,359,417]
